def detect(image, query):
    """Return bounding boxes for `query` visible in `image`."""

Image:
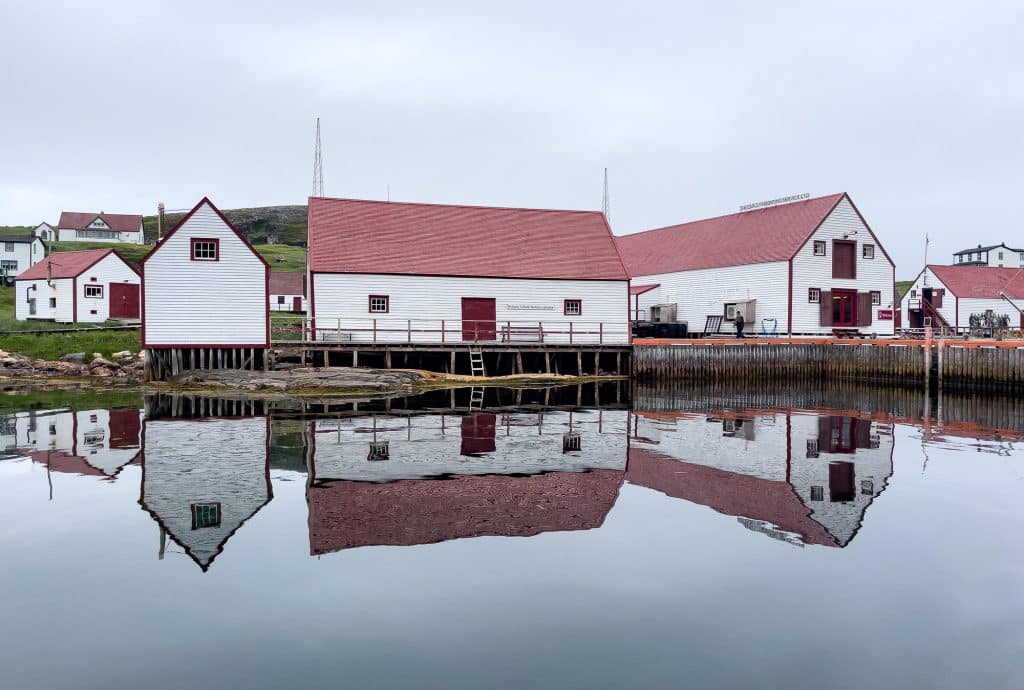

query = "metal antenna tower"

[602,167,610,220]
[312,117,324,197]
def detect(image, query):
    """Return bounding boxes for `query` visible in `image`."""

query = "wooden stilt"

[516,350,523,375]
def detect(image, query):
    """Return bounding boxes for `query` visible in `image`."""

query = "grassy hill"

[0,225,34,236]
[49,240,151,264]
[44,240,305,271]
[895,280,913,301]
[143,205,308,246]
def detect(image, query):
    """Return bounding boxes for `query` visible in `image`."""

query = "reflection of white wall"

[13,408,76,451]
[9,408,142,475]
[141,417,270,570]
[311,410,628,482]
[632,413,788,481]
[789,415,894,546]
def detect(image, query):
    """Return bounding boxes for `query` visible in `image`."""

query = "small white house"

[952,243,1024,268]
[615,193,896,336]
[141,197,270,350]
[1,234,46,284]
[269,271,306,312]
[32,222,57,242]
[14,248,140,323]
[899,264,1024,331]
[307,197,631,344]
[56,211,144,243]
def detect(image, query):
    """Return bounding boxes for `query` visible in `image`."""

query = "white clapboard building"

[616,193,896,336]
[306,197,631,344]
[952,243,1024,268]
[1,234,46,284]
[269,271,306,312]
[141,197,270,363]
[139,415,271,571]
[899,264,1024,331]
[54,211,144,243]
[13,248,140,323]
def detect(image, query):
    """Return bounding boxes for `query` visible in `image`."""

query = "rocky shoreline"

[0,349,144,381]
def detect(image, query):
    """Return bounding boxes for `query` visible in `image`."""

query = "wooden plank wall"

[633,343,1024,390]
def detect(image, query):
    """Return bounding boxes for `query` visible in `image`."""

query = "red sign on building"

[878,309,893,320]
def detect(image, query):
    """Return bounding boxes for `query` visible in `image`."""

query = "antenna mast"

[602,167,610,220]
[312,117,324,197]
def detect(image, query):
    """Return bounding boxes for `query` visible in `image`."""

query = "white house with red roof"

[306,197,631,344]
[615,193,896,336]
[141,197,270,353]
[899,265,1024,330]
[13,248,140,323]
[53,211,144,243]
[269,271,306,312]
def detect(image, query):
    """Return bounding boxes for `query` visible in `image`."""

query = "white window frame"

[808,288,820,303]
[862,244,875,259]
[84,284,104,299]
[368,295,389,313]
[871,291,881,306]
[813,240,827,256]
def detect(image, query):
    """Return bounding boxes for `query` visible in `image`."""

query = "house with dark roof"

[898,264,1024,330]
[306,197,631,344]
[952,243,1024,268]
[0,234,45,284]
[615,193,896,336]
[269,271,306,312]
[13,248,140,322]
[54,211,144,244]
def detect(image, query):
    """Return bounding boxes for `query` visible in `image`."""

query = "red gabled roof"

[58,211,142,232]
[14,248,134,281]
[629,283,660,296]
[269,271,305,296]
[927,265,1024,299]
[615,193,846,276]
[307,197,629,280]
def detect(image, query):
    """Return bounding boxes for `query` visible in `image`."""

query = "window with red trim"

[191,237,219,261]
[369,295,389,313]
[564,299,582,316]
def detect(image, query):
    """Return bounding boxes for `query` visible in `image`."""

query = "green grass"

[49,240,151,265]
[895,280,913,301]
[254,244,307,271]
[0,388,143,414]
[143,205,308,245]
[0,225,33,236]
[0,286,140,360]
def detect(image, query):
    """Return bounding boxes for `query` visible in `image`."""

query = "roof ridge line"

[309,196,605,216]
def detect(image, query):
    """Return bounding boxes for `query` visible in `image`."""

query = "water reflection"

[4,382,1024,570]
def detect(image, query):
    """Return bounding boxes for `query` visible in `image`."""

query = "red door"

[461,298,496,341]
[292,296,303,312]
[831,289,857,327]
[108,409,141,449]
[109,283,140,319]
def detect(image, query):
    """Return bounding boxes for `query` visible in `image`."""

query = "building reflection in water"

[628,410,895,547]
[1,407,142,484]
[307,409,629,554]
[138,397,272,571]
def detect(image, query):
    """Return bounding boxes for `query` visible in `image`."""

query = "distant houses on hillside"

[952,243,1023,268]
[269,271,306,312]
[1,234,45,285]
[32,212,144,244]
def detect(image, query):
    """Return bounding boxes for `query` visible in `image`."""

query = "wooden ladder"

[469,387,485,410]
[469,346,486,376]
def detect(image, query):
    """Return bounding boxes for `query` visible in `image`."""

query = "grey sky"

[2,1,1021,274]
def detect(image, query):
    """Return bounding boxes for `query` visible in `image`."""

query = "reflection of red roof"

[615,193,846,275]
[28,450,107,477]
[269,271,305,296]
[626,447,837,547]
[58,211,142,231]
[308,197,629,280]
[927,264,1024,299]
[16,248,136,281]
[629,283,660,296]
[308,470,624,555]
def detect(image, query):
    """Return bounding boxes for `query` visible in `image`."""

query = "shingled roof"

[615,193,848,276]
[15,249,136,281]
[58,211,142,232]
[307,197,629,281]
[927,265,1024,299]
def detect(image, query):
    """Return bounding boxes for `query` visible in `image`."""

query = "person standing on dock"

[735,310,746,338]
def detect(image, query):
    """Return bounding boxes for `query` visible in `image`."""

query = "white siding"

[2,239,44,278]
[270,294,307,312]
[898,268,957,328]
[56,226,143,244]
[630,262,790,335]
[144,202,268,347]
[311,410,627,482]
[15,277,71,321]
[791,197,895,335]
[74,253,140,323]
[312,273,630,344]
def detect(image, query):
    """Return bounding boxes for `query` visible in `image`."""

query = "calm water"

[1,384,1022,690]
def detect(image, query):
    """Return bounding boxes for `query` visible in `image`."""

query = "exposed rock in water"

[169,367,425,394]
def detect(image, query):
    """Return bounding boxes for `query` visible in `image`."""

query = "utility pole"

[602,167,610,221]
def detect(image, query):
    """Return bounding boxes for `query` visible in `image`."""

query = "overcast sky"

[2,1,1021,274]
